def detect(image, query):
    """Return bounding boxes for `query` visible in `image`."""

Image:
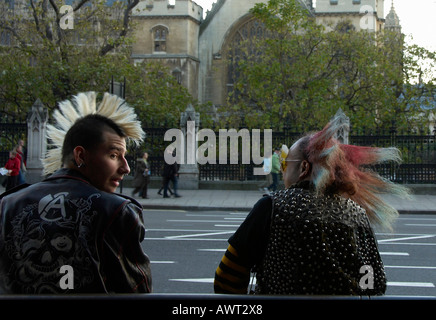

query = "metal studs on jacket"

[254,183,386,296]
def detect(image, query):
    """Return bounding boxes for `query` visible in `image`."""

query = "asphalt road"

[142,209,436,298]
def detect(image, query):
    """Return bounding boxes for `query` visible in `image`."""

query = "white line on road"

[169,278,436,288]
[167,220,234,223]
[169,278,215,283]
[151,261,176,264]
[397,217,436,221]
[378,235,435,243]
[145,237,227,241]
[379,242,436,246]
[388,282,435,288]
[165,231,234,239]
[197,249,226,252]
[214,224,240,227]
[380,252,409,256]
[385,265,436,270]
[185,214,234,217]
[146,228,231,232]
[145,209,187,212]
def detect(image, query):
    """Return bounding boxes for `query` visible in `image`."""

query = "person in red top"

[4,150,20,191]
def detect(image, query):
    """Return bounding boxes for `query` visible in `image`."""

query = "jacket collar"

[44,168,92,185]
[289,180,313,190]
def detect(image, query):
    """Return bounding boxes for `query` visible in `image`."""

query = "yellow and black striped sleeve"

[214,244,251,294]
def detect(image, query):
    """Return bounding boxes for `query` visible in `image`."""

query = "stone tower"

[315,0,385,32]
[131,0,203,98]
[384,0,401,33]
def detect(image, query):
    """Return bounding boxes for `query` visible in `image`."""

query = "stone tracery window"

[226,18,267,101]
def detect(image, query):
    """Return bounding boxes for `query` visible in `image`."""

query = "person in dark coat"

[162,149,180,198]
[132,152,150,199]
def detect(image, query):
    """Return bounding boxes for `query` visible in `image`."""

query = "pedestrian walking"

[162,148,181,198]
[3,150,20,191]
[15,141,27,185]
[267,148,280,192]
[214,114,410,296]
[132,152,150,199]
[0,92,151,294]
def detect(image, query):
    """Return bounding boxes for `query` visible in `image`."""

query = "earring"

[77,162,83,168]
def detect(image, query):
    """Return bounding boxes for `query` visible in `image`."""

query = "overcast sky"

[194,0,436,51]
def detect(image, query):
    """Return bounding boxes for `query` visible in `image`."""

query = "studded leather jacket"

[254,183,386,295]
[0,168,152,294]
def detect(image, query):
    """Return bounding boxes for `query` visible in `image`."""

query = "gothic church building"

[131,0,400,107]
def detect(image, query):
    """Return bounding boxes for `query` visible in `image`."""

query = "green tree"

[0,1,140,113]
[220,0,435,131]
[0,0,196,129]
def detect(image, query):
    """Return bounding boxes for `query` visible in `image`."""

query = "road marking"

[397,217,436,221]
[167,219,234,223]
[165,231,234,239]
[388,282,435,288]
[380,252,409,256]
[214,224,240,227]
[146,228,231,232]
[385,265,436,270]
[169,278,436,288]
[379,242,436,246]
[197,249,226,252]
[145,237,227,241]
[170,278,215,283]
[151,261,176,264]
[385,295,436,298]
[145,209,187,212]
[186,214,234,217]
[405,224,436,227]
[378,235,435,243]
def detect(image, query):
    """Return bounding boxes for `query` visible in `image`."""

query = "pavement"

[1,184,435,214]
[120,187,436,214]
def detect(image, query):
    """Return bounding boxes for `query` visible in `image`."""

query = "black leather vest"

[255,185,386,295]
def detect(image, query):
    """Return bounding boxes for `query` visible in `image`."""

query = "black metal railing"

[2,123,435,184]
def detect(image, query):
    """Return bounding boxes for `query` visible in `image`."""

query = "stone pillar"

[26,99,48,183]
[333,108,350,144]
[178,104,200,189]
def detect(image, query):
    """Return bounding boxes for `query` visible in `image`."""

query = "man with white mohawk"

[0,92,152,294]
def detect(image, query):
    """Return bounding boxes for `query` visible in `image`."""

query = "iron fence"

[2,122,435,184]
[139,126,435,184]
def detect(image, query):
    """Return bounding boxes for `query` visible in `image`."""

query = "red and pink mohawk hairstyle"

[303,115,410,230]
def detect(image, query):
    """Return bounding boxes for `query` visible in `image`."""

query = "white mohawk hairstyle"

[43,92,144,175]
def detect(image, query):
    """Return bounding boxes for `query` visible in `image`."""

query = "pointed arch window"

[226,19,268,101]
[153,26,168,53]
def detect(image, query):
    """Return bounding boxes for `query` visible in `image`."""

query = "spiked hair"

[293,115,410,230]
[43,92,144,175]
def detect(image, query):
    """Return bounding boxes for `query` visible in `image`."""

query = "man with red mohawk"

[214,115,410,296]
